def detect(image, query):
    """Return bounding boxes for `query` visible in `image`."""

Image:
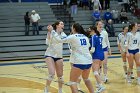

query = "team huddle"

[44,20,140,93]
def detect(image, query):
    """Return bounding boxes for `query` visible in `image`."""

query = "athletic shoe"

[137,78,140,85]
[95,82,100,88]
[95,85,105,93]
[131,73,135,79]
[44,87,49,93]
[104,76,108,83]
[58,89,62,93]
[127,76,132,84]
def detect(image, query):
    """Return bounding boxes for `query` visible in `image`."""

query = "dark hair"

[129,23,136,31]
[53,20,62,30]
[26,12,29,16]
[89,26,100,36]
[72,23,89,37]
[123,26,128,30]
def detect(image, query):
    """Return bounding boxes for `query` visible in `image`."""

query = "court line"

[0,55,121,66]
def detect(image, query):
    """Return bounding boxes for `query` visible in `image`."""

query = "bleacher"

[0,1,139,61]
[0,2,59,61]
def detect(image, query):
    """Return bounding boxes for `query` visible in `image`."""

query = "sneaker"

[44,87,49,93]
[137,78,140,85]
[95,82,100,88]
[131,74,135,79]
[104,76,108,83]
[95,85,105,93]
[124,74,127,79]
[58,89,62,93]
[127,76,132,84]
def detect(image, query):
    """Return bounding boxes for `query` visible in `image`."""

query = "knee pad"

[137,67,140,72]
[103,64,107,69]
[123,62,127,66]
[93,71,99,76]
[58,77,64,83]
[67,81,77,86]
[47,74,54,81]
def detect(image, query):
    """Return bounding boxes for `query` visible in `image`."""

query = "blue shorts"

[73,64,92,70]
[103,47,108,52]
[45,56,62,62]
[92,51,104,61]
[128,49,139,55]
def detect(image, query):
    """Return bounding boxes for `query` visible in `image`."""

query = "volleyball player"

[48,23,94,93]
[117,26,129,78]
[44,21,67,93]
[125,23,140,85]
[89,26,105,93]
[96,21,111,83]
[68,43,82,91]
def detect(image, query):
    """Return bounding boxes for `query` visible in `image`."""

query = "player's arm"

[46,25,53,45]
[89,36,95,53]
[105,31,111,55]
[125,34,130,57]
[117,35,122,52]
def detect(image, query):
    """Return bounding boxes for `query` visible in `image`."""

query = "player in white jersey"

[96,21,111,83]
[48,23,94,93]
[125,23,140,85]
[117,26,129,78]
[44,21,67,93]
[68,43,82,92]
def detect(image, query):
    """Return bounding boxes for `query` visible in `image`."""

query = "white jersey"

[45,30,67,58]
[126,31,140,50]
[53,33,92,65]
[117,32,128,52]
[100,29,110,49]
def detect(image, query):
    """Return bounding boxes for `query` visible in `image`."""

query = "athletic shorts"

[45,56,62,62]
[73,64,92,70]
[103,47,108,52]
[128,49,139,55]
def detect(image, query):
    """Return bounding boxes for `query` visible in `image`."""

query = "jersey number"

[133,40,137,44]
[80,39,87,45]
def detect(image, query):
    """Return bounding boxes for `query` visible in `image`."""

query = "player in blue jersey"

[89,26,105,93]
[47,23,94,93]
[96,21,111,83]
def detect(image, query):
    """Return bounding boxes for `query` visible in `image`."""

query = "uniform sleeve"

[90,36,96,48]
[53,33,73,43]
[125,33,130,47]
[61,32,67,39]
[105,31,111,48]
[117,34,120,45]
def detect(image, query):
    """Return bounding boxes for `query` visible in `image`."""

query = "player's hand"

[126,52,130,57]
[108,48,111,56]
[47,25,53,32]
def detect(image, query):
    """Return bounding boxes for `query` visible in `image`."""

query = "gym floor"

[0,55,140,93]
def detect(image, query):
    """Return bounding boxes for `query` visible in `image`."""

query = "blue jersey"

[90,35,104,61]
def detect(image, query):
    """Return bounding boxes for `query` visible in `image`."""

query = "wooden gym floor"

[0,55,140,93]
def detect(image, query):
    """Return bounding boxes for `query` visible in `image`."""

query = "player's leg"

[103,51,109,83]
[127,53,134,83]
[134,53,140,85]
[121,52,128,78]
[55,59,64,93]
[69,65,82,93]
[82,67,94,93]
[44,57,55,93]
